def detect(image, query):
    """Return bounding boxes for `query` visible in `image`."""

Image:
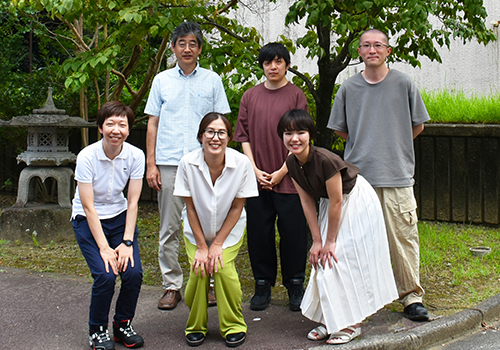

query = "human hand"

[320,241,338,269]
[268,169,285,189]
[100,246,118,275]
[192,247,209,278]
[254,169,273,190]
[146,164,161,191]
[309,241,322,269]
[115,243,134,272]
[207,243,224,274]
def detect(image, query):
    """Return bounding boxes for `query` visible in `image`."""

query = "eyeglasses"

[359,43,390,50]
[203,129,229,140]
[176,41,198,50]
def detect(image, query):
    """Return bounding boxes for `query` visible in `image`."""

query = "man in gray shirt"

[328,29,430,321]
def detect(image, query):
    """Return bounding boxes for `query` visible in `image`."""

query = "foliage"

[8,0,264,123]
[4,0,497,150]
[284,0,496,148]
[422,90,500,124]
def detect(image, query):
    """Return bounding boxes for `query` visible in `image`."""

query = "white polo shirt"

[174,147,258,249]
[71,140,145,220]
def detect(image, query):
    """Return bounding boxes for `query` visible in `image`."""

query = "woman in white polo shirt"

[173,112,258,348]
[71,101,145,350]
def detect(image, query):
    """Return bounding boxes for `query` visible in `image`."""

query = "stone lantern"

[0,88,94,243]
[4,88,93,208]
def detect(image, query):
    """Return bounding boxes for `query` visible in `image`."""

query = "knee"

[121,266,143,285]
[93,271,116,289]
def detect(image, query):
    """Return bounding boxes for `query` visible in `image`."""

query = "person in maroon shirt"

[233,43,309,311]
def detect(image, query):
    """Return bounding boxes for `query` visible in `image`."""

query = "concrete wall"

[231,0,500,95]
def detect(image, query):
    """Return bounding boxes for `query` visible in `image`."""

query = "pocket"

[397,188,418,226]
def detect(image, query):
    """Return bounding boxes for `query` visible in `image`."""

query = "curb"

[310,293,500,350]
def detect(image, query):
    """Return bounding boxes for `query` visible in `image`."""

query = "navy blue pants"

[72,211,142,327]
[246,191,308,289]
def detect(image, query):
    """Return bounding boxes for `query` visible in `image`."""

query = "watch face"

[123,240,133,247]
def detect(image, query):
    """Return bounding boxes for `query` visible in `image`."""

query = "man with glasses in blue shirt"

[145,21,230,311]
[328,29,430,322]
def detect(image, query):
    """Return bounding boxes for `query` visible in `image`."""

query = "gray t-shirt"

[328,69,430,187]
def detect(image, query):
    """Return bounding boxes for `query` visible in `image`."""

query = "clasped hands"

[192,244,224,278]
[256,169,284,191]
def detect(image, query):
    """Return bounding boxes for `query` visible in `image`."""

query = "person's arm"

[79,182,118,275]
[241,142,272,189]
[146,115,161,191]
[335,130,348,140]
[412,123,425,139]
[184,197,209,278]
[115,178,142,272]
[267,161,288,189]
[322,172,343,268]
[292,178,322,269]
[207,197,246,274]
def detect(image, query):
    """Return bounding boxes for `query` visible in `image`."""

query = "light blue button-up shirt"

[144,63,231,165]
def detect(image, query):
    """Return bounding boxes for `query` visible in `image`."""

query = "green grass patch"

[421,90,500,124]
[1,196,499,315]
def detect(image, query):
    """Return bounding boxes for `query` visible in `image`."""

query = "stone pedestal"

[14,167,74,208]
[0,205,74,244]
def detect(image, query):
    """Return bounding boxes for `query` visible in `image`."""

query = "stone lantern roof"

[1,88,94,166]
[3,87,95,128]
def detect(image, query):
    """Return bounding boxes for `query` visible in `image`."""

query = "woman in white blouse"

[174,112,258,348]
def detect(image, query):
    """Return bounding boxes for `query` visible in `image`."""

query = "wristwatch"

[122,239,133,247]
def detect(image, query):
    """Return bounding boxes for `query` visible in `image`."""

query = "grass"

[421,90,500,124]
[1,194,499,315]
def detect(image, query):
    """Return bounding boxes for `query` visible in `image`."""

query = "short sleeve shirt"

[286,145,359,198]
[173,147,259,249]
[144,63,231,165]
[233,82,308,194]
[328,69,430,187]
[71,140,145,219]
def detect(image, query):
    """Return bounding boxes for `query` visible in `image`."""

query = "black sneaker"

[287,278,304,311]
[113,319,144,348]
[250,280,271,310]
[89,325,115,350]
[404,302,429,321]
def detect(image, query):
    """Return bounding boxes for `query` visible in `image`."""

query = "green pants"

[184,235,247,337]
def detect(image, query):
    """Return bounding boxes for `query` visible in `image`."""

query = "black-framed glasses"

[203,129,229,140]
[359,43,390,50]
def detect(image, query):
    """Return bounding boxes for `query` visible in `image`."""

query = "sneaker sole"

[250,297,271,311]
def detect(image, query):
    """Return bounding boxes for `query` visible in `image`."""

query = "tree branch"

[288,67,319,102]
[215,0,238,15]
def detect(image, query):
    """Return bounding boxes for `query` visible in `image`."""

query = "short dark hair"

[197,112,233,144]
[360,29,389,45]
[172,21,203,47]
[96,101,135,131]
[258,42,291,70]
[277,109,316,140]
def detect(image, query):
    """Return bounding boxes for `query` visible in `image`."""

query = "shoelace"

[94,329,111,343]
[120,324,138,338]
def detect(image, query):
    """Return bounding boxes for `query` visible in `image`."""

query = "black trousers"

[246,191,308,289]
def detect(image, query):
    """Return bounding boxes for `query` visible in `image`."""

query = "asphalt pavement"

[1,267,499,350]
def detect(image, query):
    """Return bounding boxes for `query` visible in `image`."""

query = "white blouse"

[174,147,258,249]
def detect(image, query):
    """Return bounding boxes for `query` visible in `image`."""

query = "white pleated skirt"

[300,175,398,334]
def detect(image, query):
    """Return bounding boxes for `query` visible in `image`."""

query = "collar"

[188,147,236,171]
[97,140,127,161]
[176,63,199,78]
